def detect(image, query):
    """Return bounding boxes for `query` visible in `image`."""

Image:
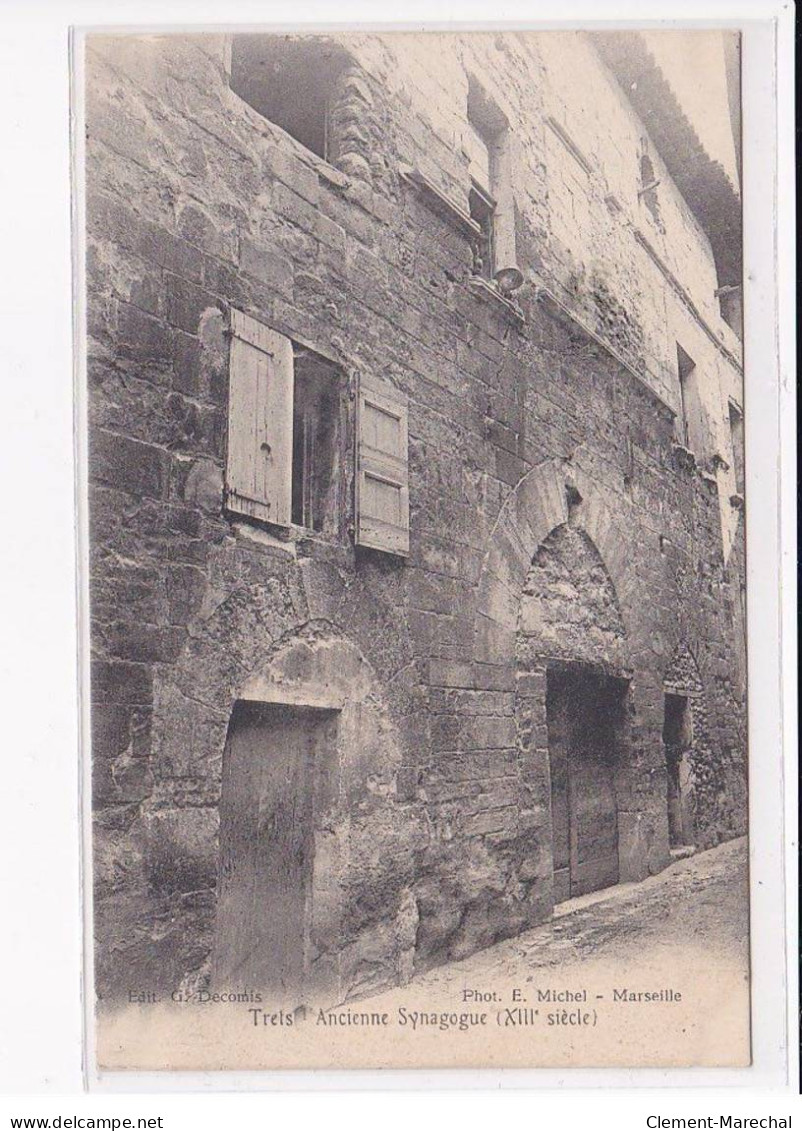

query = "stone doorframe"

[472,458,670,890]
[662,643,707,851]
[222,629,400,1006]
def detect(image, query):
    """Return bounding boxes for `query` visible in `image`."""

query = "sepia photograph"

[80,25,751,1072]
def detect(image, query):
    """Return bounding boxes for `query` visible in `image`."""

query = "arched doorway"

[517,523,631,902]
[214,701,338,1000]
[207,628,406,1006]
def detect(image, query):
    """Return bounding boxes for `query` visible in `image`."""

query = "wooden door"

[569,692,620,896]
[547,671,620,901]
[214,702,321,1000]
[547,688,572,904]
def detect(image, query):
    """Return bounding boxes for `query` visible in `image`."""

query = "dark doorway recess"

[547,667,627,902]
[663,692,696,849]
[213,700,336,1001]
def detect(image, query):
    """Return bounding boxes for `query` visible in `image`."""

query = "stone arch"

[145,617,420,1004]
[472,459,676,892]
[473,458,636,673]
[517,523,628,675]
[511,518,637,903]
[210,624,415,1003]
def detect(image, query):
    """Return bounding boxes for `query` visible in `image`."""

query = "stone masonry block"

[473,663,516,691]
[475,573,519,631]
[428,658,474,689]
[239,239,295,297]
[473,613,515,667]
[90,430,171,500]
[91,660,153,707]
[116,303,172,370]
[458,715,516,751]
[165,275,224,335]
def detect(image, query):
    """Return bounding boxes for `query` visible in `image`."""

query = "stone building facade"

[85,30,747,1007]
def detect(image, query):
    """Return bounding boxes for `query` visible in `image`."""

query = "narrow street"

[98,838,751,1071]
[399,835,749,995]
[353,836,751,1069]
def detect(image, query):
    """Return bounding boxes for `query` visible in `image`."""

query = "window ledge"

[399,164,481,240]
[230,518,297,557]
[467,275,525,324]
[229,513,346,554]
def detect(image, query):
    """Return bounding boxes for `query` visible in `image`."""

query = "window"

[466,79,519,290]
[676,344,705,457]
[230,35,348,161]
[717,285,743,339]
[291,349,343,533]
[728,399,744,496]
[355,379,410,556]
[468,181,496,281]
[226,311,409,555]
[639,150,663,231]
[225,310,343,535]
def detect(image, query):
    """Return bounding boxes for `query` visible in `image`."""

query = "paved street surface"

[396,835,749,995]
[352,836,751,1069]
[98,837,750,1071]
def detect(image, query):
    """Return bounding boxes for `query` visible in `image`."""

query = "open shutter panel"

[226,310,294,526]
[356,378,410,556]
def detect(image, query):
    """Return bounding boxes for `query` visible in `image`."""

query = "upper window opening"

[230,35,349,161]
[468,181,496,281]
[728,399,744,496]
[717,285,743,340]
[639,150,663,231]
[676,344,705,456]
[227,312,410,556]
[291,347,343,533]
[465,120,492,194]
[225,311,344,536]
[466,78,519,290]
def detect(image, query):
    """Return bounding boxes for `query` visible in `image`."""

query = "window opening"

[717,284,743,339]
[468,180,496,281]
[728,400,744,496]
[676,343,703,455]
[230,35,348,161]
[225,310,344,536]
[290,347,342,533]
[466,78,519,291]
[639,151,663,230]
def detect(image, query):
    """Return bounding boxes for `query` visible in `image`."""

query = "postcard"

[78,26,751,1072]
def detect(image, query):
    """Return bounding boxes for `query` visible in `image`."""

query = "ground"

[388,835,749,998]
[97,837,751,1071]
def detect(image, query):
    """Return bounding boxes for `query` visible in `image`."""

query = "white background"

[0,0,795,1124]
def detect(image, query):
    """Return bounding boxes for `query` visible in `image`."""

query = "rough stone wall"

[85,31,748,1005]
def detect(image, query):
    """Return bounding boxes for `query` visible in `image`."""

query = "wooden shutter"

[226,309,294,526]
[356,377,409,556]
